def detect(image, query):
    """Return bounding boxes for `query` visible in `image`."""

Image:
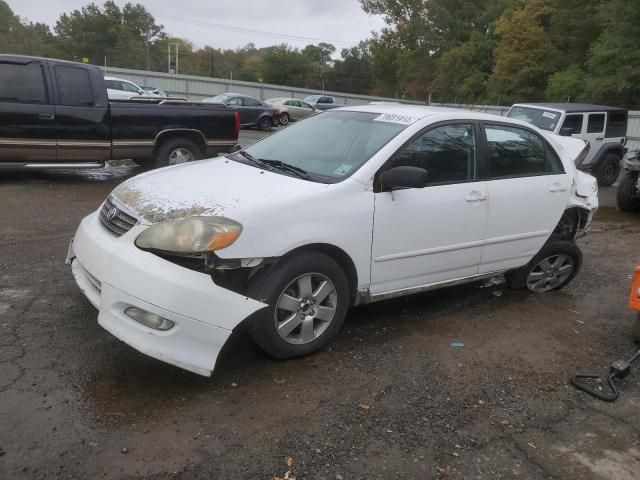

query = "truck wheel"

[506,240,582,292]
[246,252,350,359]
[154,138,202,168]
[616,173,640,212]
[258,116,272,131]
[595,153,621,187]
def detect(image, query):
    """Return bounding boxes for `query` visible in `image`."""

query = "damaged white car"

[67,106,598,376]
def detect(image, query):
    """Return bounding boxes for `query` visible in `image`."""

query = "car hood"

[110,157,329,224]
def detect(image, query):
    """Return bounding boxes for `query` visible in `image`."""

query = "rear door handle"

[549,184,567,193]
[465,191,487,202]
[595,137,604,141]
[38,113,55,120]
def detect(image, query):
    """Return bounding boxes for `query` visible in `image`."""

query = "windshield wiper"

[258,159,311,180]
[234,151,311,180]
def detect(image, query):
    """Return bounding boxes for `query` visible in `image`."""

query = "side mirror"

[380,166,429,190]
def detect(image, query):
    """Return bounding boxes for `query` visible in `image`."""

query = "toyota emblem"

[106,207,118,221]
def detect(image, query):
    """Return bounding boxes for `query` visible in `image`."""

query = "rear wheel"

[595,153,621,187]
[616,173,640,212]
[247,252,349,359]
[154,138,202,168]
[506,240,582,292]
[258,116,272,131]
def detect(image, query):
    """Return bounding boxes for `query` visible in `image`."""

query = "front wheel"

[506,240,582,292]
[595,153,621,187]
[278,112,290,126]
[247,252,350,359]
[616,173,640,212]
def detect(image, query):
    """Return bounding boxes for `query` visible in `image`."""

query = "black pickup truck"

[0,55,239,169]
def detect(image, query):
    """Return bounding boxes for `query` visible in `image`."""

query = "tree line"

[1,0,638,107]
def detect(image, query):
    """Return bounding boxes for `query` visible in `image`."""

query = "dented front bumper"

[67,211,267,376]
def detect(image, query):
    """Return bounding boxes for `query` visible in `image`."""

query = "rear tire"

[258,116,272,131]
[595,153,621,187]
[506,240,582,292]
[154,138,202,168]
[616,173,640,212]
[247,252,350,359]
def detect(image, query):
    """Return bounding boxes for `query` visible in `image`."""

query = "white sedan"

[67,105,598,376]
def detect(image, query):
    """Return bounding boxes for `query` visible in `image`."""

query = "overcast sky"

[8,0,387,51]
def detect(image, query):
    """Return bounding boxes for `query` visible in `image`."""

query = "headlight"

[135,216,242,254]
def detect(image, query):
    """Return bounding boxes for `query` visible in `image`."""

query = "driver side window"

[390,124,477,185]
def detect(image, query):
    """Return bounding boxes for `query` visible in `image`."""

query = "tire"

[154,137,202,168]
[247,252,350,359]
[594,153,621,187]
[279,112,290,126]
[258,116,272,131]
[506,240,582,292]
[616,173,640,212]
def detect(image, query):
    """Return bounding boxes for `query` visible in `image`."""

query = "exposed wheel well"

[553,207,590,240]
[153,130,207,156]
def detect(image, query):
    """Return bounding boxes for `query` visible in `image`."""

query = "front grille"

[99,196,139,237]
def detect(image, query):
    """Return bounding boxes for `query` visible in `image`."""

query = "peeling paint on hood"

[111,157,328,224]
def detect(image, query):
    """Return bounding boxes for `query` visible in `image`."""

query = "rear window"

[587,113,605,133]
[606,111,627,137]
[0,62,47,104]
[55,66,94,106]
[506,106,560,132]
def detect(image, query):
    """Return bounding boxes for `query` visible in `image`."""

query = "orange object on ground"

[630,266,640,311]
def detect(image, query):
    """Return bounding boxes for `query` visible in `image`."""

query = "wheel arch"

[153,129,207,156]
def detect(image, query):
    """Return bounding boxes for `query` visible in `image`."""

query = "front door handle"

[465,191,487,202]
[549,184,567,193]
[38,113,55,120]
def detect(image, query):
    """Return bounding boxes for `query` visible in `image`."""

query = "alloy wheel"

[526,254,575,292]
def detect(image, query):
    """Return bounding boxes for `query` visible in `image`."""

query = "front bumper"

[68,212,266,376]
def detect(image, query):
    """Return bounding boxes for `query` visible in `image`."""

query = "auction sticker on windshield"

[373,113,418,125]
[542,111,557,119]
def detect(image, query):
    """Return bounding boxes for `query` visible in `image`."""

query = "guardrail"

[103,66,640,150]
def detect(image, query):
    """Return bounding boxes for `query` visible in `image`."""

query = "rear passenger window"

[606,112,628,137]
[0,62,47,104]
[392,124,476,185]
[560,114,583,136]
[587,113,605,133]
[483,125,563,178]
[55,66,94,106]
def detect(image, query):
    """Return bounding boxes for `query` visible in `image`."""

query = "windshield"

[507,106,560,131]
[241,111,408,182]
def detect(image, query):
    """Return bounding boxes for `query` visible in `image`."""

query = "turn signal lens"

[125,307,175,331]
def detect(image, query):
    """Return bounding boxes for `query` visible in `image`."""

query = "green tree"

[328,42,374,94]
[545,64,585,101]
[582,0,640,107]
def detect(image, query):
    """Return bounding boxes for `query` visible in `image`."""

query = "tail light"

[234,111,240,136]
[630,266,640,311]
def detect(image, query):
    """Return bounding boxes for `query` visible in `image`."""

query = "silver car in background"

[265,97,321,125]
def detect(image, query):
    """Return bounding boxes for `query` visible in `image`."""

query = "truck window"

[587,113,605,133]
[560,114,583,136]
[605,112,628,138]
[55,66,94,107]
[0,62,47,104]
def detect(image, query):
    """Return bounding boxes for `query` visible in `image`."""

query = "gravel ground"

[1,135,640,479]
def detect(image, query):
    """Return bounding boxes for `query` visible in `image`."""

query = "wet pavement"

[1,143,640,479]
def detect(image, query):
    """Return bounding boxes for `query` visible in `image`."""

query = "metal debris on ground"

[450,342,464,347]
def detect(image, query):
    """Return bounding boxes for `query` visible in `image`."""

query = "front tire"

[247,252,350,359]
[278,112,290,126]
[154,138,202,168]
[616,173,640,212]
[595,153,621,187]
[506,240,582,292]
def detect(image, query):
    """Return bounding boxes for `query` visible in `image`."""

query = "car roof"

[513,102,627,113]
[104,76,134,82]
[338,103,479,119]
